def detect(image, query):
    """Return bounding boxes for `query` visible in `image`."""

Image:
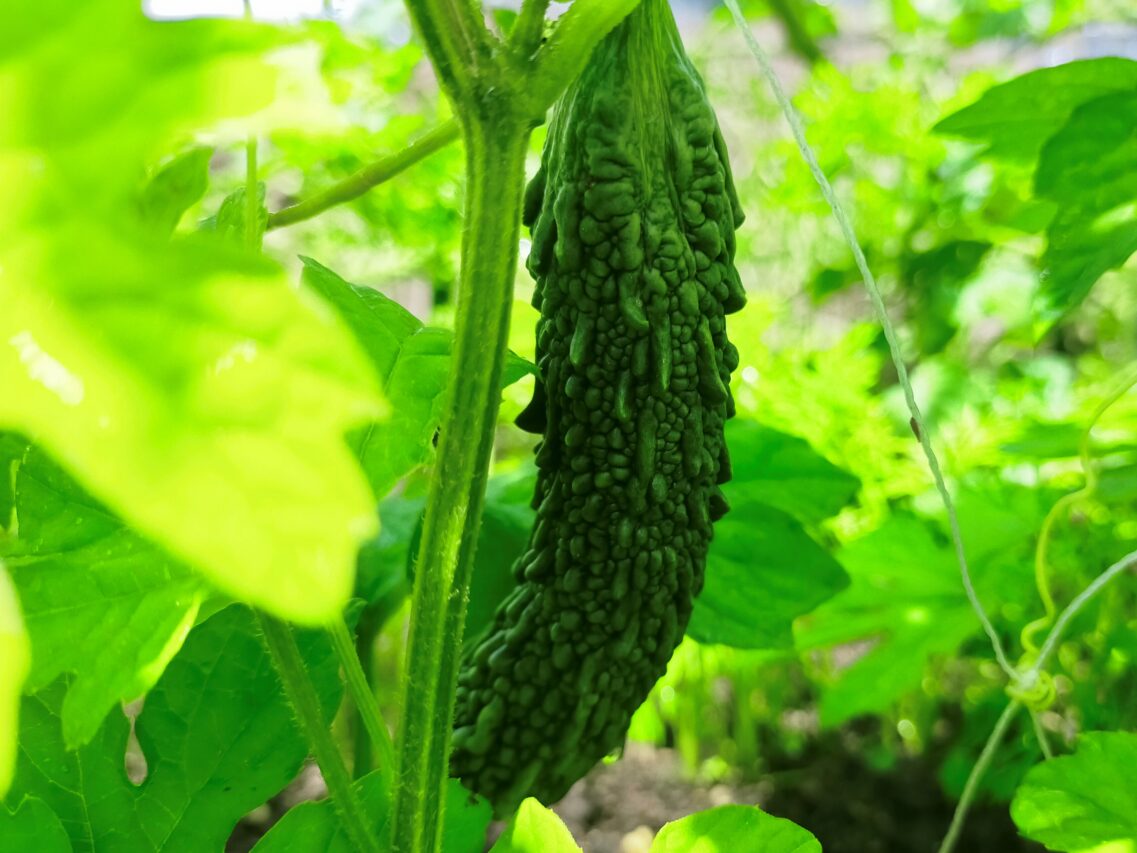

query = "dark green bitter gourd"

[450,0,746,813]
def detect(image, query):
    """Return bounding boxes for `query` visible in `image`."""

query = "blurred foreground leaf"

[0,4,384,623]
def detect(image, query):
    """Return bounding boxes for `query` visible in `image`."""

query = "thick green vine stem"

[257,614,380,853]
[391,115,529,853]
[392,2,641,851]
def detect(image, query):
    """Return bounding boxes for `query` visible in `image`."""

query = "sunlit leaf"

[934,58,1137,163]
[652,805,822,853]
[724,420,860,525]
[0,3,384,624]
[0,231,381,623]
[1034,92,1137,327]
[1011,732,1137,853]
[491,798,581,852]
[138,147,214,235]
[0,564,29,797]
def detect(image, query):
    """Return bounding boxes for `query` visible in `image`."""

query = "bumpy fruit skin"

[450,0,746,814]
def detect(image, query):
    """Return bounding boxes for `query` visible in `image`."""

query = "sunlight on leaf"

[1011,732,1137,853]
[0,563,29,797]
[0,232,382,623]
[491,798,581,852]
[0,2,385,623]
[651,805,822,852]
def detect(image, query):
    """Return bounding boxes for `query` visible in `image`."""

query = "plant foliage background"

[2,0,1137,851]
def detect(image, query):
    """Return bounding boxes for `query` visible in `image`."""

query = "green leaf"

[0,564,29,797]
[253,770,387,853]
[687,503,849,650]
[1034,92,1137,326]
[491,798,581,852]
[724,421,860,525]
[0,4,378,625]
[355,495,422,608]
[138,147,213,235]
[0,228,381,624]
[6,606,342,853]
[934,58,1137,162]
[441,778,494,853]
[200,184,268,248]
[402,468,537,648]
[796,516,977,726]
[302,257,533,500]
[651,805,822,852]
[0,796,71,853]
[3,444,204,747]
[1011,732,1137,853]
[461,471,537,647]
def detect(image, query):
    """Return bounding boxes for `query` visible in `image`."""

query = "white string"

[722,0,1015,677]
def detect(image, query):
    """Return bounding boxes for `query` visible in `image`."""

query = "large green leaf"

[4,606,342,853]
[0,564,28,798]
[0,5,383,623]
[0,796,71,853]
[934,58,1137,162]
[687,503,849,650]
[1034,92,1137,326]
[490,799,581,852]
[1011,732,1137,853]
[724,421,860,525]
[651,805,822,852]
[796,516,977,725]
[301,258,533,500]
[2,444,204,747]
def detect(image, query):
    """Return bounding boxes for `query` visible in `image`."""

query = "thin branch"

[1028,548,1137,681]
[244,138,259,248]
[724,0,1016,679]
[258,614,380,853]
[1031,367,1137,621]
[512,0,552,56]
[1029,710,1054,760]
[329,618,396,784]
[402,0,493,103]
[267,120,460,230]
[937,700,1022,853]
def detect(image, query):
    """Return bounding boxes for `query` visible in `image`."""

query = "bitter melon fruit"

[450,0,746,813]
